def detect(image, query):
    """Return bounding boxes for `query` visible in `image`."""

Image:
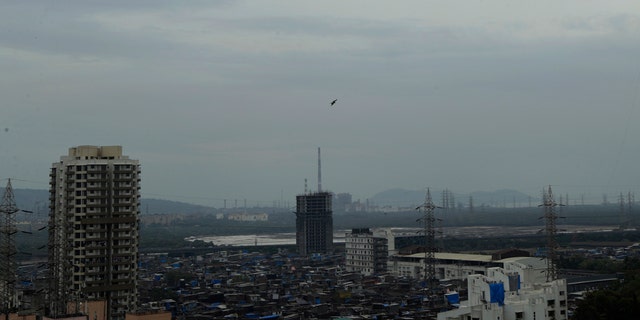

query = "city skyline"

[1,1,640,207]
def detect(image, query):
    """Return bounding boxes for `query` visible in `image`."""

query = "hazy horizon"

[2,1,640,207]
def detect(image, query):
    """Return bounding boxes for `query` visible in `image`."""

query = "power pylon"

[540,185,562,282]
[619,193,627,229]
[0,179,19,317]
[416,189,442,285]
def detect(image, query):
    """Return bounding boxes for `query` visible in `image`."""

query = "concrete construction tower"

[294,148,333,255]
[48,146,141,319]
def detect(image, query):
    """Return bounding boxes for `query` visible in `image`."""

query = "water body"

[187,225,618,247]
[189,231,346,247]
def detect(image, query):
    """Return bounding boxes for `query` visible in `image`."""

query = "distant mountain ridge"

[9,188,215,215]
[369,188,536,208]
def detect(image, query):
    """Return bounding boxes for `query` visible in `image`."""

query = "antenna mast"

[317,147,322,192]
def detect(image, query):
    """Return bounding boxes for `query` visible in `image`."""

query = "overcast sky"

[1,1,640,207]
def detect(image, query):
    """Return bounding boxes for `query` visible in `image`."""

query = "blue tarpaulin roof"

[489,283,505,306]
[445,292,460,305]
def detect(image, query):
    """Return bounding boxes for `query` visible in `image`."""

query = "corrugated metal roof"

[497,256,547,268]
[404,252,493,262]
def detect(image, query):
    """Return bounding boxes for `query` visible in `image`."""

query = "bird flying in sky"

[330,99,337,106]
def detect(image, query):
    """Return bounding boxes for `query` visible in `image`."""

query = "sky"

[1,1,640,207]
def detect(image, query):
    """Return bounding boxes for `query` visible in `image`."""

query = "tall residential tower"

[48,145,140,319]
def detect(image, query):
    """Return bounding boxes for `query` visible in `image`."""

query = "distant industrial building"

[226,212,269,221]
[48,145,141,319]
[333,192,352,212]
[344,228,388,275]
[295,191,333,255]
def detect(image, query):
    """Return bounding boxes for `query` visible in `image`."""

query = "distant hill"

[369,188,536,208]
[369,188,425,208]
[8,188,215,215]
[12,188,49,213]
[469,189,535,207]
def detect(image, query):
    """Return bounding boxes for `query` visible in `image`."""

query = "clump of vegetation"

[572,258,640,320]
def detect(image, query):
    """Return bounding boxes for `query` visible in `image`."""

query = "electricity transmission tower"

[0,179,19,317]
[416,189,442,285]
[540,185,563,282]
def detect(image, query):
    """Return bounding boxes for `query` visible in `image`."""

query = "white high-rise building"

[48,146,140,319]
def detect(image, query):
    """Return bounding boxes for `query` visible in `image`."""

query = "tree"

[573,264,640,319]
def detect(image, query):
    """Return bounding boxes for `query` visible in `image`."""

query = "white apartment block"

[48,145,140,319]
[388,252,496,280]
[438,257,568,320]
[344,228,388,276]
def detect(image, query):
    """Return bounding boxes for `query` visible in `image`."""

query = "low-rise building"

[388,252,499,280]
[344,228,388,275]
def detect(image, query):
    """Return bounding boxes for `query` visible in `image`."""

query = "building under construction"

[295,191,333,256]
[294,148,333,256]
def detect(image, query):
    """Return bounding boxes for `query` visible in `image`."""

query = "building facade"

[388,252,499,280]
[295,192,333,255]
[48,145,140,319]
[345,228,388,275]
[437,257,568,320]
